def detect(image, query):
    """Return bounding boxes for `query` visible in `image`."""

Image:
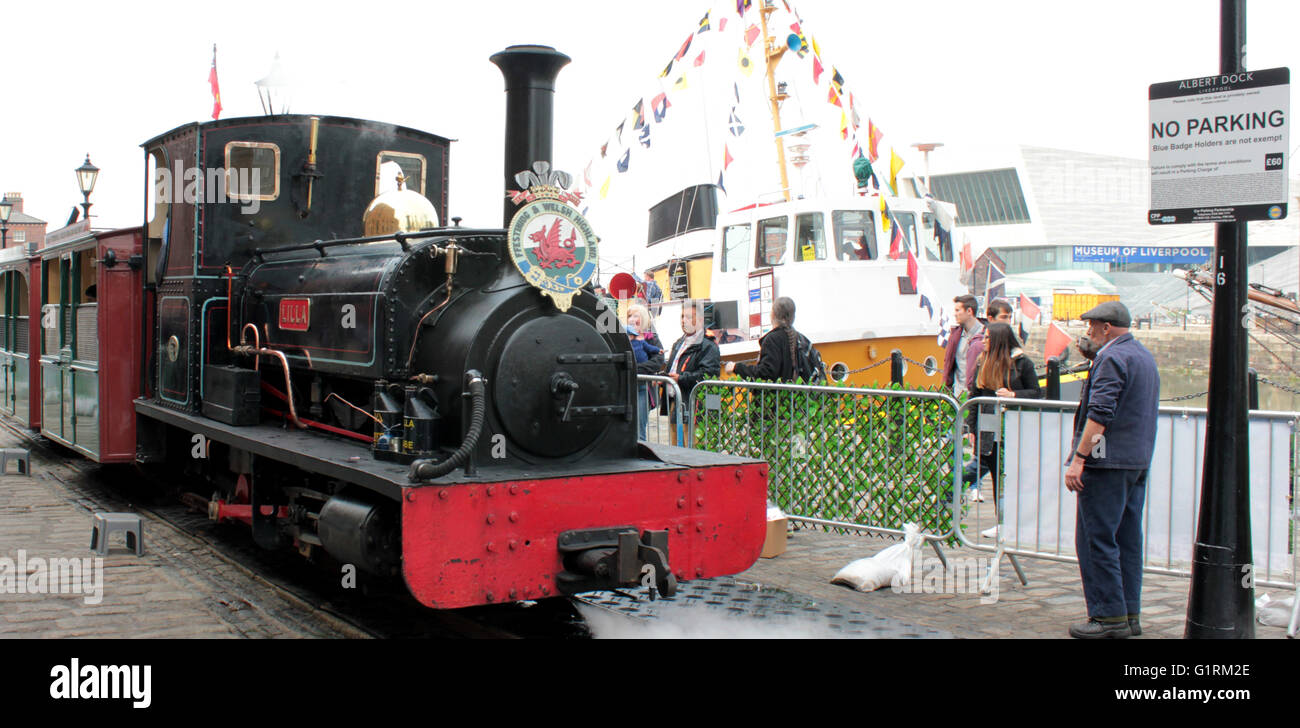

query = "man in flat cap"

[1064,301,1159,638]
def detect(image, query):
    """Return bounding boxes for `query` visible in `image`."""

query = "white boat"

[581,1,966,385]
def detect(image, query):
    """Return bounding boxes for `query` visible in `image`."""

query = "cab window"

[794,213,827,262]
[755,216,787,267]
[224,142,280,201]
[894,212,918,255]
[720,224,751,273]
[832,210,876,260]
[376,151,427,195]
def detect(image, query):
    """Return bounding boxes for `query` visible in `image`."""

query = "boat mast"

[759,1,791,202]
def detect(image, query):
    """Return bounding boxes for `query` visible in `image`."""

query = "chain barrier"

[844,358,893,376]
[1160,390,1209,402]
[1258,374,1300,397]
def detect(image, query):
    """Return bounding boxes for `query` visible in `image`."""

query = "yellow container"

[1053,292,1120,322]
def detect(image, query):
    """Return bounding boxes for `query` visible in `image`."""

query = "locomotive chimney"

[490,45,571,226]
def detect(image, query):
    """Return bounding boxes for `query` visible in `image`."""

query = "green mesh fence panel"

[693,381,960,541]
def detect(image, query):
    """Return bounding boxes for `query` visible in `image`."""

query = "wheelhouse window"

[832,210,876,261]
[224,142,280,201]
[755,216,788,267]
[920,212,954,262]
[894,212,918,256]
[720,224,751,273]
[376,151,427,195]
[794,213,827,262]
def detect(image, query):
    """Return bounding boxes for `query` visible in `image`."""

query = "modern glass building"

[905,145,1298,276]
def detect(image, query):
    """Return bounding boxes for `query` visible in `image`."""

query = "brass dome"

[363,180,439,237]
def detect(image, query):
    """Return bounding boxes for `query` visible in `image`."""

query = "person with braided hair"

[724,297,814,383]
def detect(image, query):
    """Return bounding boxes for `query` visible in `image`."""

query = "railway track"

[4,422,945,639]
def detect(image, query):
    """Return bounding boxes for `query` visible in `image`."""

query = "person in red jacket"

[942,294,986,394]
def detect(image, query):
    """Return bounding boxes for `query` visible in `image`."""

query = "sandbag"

[830,524,923,592]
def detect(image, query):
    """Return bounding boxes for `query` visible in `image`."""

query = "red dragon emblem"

[528,218,580,269]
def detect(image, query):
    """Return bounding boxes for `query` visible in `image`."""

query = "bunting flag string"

[632,99,645,129]
[744,24,760,47]
[616,149,630,173]
[811,55,823,85]
[736,0,750,17]
[615,121,625,144]
[639,124,652,148]
[867,119,883,162]
[599,176,611,199]
[674,33,693,61]
[698,11,711,33]
[672,73,689,91]
[738,47,754,77]
[889,148,905,195]
[728,107,745,136]
[694,49,706,67]
[651,92,670,123]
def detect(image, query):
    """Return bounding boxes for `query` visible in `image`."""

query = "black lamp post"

[0,198,11,248]
[76,154,99,223]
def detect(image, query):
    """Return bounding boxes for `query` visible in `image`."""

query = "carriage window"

[224,142,280,201]
[720,224,751,272]
[832,210,877,261]
[755,216,787,267]
[76,249,97,304]
[376,152,427,196]
[794,213,827,262]
[41,259,62,354]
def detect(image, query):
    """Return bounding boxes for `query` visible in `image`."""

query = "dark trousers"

[1075,467,1148,619]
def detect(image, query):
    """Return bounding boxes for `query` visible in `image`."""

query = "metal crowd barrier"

[955,395,1300,634]
[636,375,687,447]
[689,379,962,562]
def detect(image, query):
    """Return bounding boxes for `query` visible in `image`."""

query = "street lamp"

[76,154,99,222]
[0,197,12,248]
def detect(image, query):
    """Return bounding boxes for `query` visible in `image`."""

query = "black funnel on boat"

[490,45,571,226]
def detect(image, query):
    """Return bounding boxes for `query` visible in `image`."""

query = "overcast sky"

[1,0,1296,232]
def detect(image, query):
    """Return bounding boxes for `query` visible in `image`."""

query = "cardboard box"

[761,516,788,558]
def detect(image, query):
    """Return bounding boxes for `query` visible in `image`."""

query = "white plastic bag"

[830,523,923,592]
[1255,592,1296,628]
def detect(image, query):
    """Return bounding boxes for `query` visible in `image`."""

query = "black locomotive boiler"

[127,45,769,608]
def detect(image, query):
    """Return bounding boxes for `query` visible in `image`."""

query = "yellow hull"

[721,334,947,389]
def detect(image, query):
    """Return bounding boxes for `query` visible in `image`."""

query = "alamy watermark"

[154,162,262,214]
[891,554,999,604]
[0,550,104,605]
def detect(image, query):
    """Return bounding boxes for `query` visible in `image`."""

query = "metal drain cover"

[574,577,950,638]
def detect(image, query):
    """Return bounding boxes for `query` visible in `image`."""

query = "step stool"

[90,513,144,556]
[0,448,30,475]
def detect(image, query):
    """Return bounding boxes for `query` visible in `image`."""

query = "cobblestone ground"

[736,525,1294,639]
[0,431,363,639]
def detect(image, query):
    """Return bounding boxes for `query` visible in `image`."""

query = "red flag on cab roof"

[1045,322,1071,360]
[209,44,222,120]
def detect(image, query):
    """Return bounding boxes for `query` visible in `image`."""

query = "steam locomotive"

[0,45,767,609]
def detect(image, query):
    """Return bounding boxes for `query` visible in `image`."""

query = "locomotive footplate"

[556,527,677,599]
[135,399,703,501]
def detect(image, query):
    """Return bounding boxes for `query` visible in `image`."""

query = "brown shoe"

[1069,618,1132,639]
